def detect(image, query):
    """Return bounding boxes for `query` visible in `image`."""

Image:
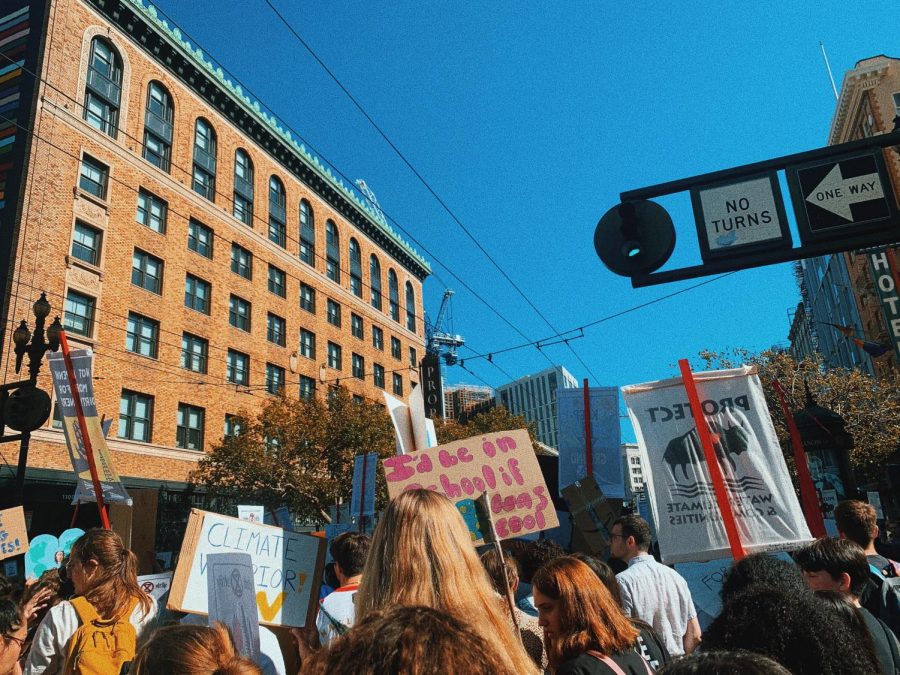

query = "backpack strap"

[587,650,654,675]
[70,596,100,625]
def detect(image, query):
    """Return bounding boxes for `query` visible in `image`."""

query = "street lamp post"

[1,292,62,506]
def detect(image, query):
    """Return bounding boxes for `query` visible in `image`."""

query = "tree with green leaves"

[436,405,539,448]
[191,387,395,522]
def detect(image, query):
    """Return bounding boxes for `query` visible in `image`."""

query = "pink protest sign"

[382,429,559,540]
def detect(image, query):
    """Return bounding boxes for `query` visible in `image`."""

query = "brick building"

[442,383,493,422]
[0,0,430,538]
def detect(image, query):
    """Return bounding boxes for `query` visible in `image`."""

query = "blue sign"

[350,452,378,517]
[557,387,623,498]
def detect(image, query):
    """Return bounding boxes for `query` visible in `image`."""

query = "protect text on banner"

[622,366,813,564]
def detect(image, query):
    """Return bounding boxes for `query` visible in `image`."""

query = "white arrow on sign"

[806,163,884,221]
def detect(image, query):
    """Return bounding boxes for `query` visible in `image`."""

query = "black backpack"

[861,561,900,640]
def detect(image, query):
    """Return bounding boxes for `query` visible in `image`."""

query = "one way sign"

[787,151,897,242]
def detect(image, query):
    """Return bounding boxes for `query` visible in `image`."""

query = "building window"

[233,149,254,226]
[79,155,108,199]
[352,353,365,380]
[143,81,173,171]
[226,349,250,385]
[181,333,208,373]
[131,249,163,294]
[373,363,385,389]
[405,282,416,332]
[300,283,316,314]
[326,299,341,327]
[64,290,95,337]
[299,376,316,400]
[268,176,287,247]
[184,274,211,314]
[299,199,314,266]
[325,220,340,282]
[267,265,286,298]
[349,238,363,297]
[267,313,286,347]
[84,38,121,137]
[71,221,102,266]
[125,312,159,358]
[388,269,400,322]
[391,336,401,359]
[370,255,382,310]
[351,313,363,339]
[894,92,900,116]
[224,414,243,438]
[187,219,213,258]
[299,328,316,359]
[266,363,285,395]
[118,390,153,442]
[372,326,384,350]
[176,403,205,450]
[229,295,251,332]
[327,341,342,370]
[230,243,252,279]
[392,373,403,396]
[192,118,217,200]
[136,189,167,233]
[409,346,417,368]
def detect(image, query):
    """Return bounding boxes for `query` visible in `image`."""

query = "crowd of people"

[0,493,898,674]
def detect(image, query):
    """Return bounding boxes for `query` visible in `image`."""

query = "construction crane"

[426,290,465,366]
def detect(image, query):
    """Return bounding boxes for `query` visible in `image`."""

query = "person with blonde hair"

[532,557,652,674]
[25,529,157,674]
[353,489,538,674]
[132,623,261,675]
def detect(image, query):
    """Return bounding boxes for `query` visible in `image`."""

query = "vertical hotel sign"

[419,352,444,419]
[867,247,900,360]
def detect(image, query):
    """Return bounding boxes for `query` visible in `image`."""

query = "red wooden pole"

[678,359,745,560]
[58,331,110,530]
[583,379,593,478]
[772,379,826,538]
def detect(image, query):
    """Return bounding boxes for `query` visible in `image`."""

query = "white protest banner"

[0,507,28,560]
[168,509,326,628]
[138,572,173,601]
[557,387,623,498]
[47,350,131,506]
[206,553,261,663]
[384,386,435,455]
[237,505,265,524]
[382,429,559,541]
[622,366,813,564]
[350,453,378,518]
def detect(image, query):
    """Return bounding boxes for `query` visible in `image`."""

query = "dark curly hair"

[703,587,879,675]
[519,539,566,583]
[720,553,807,605]
[657,650,791,674]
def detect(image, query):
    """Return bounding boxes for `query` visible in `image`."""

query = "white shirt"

[316,585,359,646]
[24,596,158,675]
[616,554,697,657]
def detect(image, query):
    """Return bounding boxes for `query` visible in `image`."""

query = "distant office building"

[443,384,494,421]
[496,365,578,449]
[622,443,646,499]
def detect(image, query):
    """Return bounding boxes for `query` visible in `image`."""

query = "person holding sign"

[316,533,370,646]
[24,530,157,675]
[353,489,539,674]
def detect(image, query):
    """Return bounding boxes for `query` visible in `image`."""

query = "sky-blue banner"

[557,387,623,498]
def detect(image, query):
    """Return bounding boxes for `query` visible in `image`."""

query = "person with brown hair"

[315,532,369,646]
[300,605,518,675]
[352,489,538,674]
[532,557,652,674]
[24,529,156,675]
[131,623,261,675]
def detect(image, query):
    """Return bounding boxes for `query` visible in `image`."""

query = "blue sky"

[150,0,896,396]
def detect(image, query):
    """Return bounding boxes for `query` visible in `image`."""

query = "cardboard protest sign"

[237,506,265,524]
[350,453,378,518]
[168,509,326,628]
[561,477,621,555]
[0,507,28,561]
[25,528,84,579]
[138,572,173,601]
[383,429,559,541]
[206,553,261,663]
[557,387,624,498]
[622,366,813,564]
[48,350,131,506]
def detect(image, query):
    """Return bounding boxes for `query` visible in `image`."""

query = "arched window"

[405,281,416,332]
[326,220,340,283]
[349,239,362,298]
[299,199,314,266]
[233,149,254,226]
[370,255,382,311]
[142,81,172,171]
[192,118,217,201]
[388,269,400,322]
[268,176,286,247]
[84,38,122,137]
